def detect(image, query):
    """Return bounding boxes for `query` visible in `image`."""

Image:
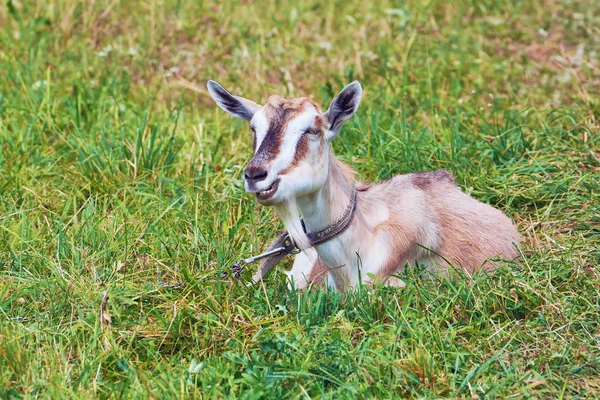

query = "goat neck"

[297,154,357,240]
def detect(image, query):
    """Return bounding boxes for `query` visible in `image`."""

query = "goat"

[207,80,520,290]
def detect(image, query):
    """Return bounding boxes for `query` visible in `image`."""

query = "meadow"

[0,0,599,398]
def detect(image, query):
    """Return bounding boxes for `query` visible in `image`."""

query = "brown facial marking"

[281,134,310,175]
[254,101,285,163]
[252,96,322,166]
[283,97,320,117]
[279,110,325,175]
[306,257,328,288]
[313,115,325,132]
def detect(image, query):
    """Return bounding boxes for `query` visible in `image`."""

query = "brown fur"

[434,199,520,273]
[303,157,520,288]
[378,168,518,277]
[373,224,417,281]
[411,169,455,190]
[313,115,325,132]
[306,258,328,287]
[289,114,324,171]
[254,105,284,163]
[290,134,310,168]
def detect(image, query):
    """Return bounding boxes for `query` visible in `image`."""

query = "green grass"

[1,0,599,398]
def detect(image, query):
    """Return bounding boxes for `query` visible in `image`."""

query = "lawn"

[0,0,599,398]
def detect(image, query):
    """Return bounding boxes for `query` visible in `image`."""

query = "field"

[1,0,599,398]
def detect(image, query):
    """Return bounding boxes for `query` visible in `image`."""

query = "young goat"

[208,80,520,290]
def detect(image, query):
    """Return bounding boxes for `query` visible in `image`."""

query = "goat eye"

[305,128,318,135]
[250,126,256,133]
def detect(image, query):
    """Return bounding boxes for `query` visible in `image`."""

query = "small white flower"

[97,44,113,57]
[345,15,356,24]
[163,66,181,78]
[319,41,332,51]
[364,51,378,61]
[127,47,138,56]
[559,71,571,83]
[552,91,561,105]
[487,17,503,26]
[386,9,409,27]
[538,28,549,37]
[32,80,48,90]
[572,44,585,66]
[386,9,407,16]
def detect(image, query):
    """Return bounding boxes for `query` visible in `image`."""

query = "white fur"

[251,110,269,151]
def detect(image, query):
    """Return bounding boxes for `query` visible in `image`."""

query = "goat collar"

[247,187,358,283]
[301,187,357,247]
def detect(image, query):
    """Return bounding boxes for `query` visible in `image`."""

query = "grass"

[0,0,599,397]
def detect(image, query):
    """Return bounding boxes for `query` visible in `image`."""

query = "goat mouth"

[255,179,280,200]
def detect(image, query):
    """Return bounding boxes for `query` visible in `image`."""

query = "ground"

[0,0,599,398]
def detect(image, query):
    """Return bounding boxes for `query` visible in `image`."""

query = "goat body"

[287,157,520,290]
[207,80,520,290]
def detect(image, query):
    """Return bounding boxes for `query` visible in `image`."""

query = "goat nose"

[244,165,268,182]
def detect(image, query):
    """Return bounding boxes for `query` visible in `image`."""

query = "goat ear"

[207,80,261,121]
[324,81,362,140]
